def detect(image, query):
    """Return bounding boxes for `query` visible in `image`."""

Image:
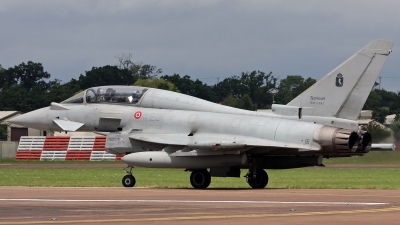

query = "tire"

[122,175,136,187]
[190,169,211,189]
[248,169,268,189]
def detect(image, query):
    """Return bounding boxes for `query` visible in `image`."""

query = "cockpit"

[61,86,149,105]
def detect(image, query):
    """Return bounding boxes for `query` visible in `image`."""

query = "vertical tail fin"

[287,40,394,120]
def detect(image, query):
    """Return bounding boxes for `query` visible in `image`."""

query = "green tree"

[0,62,58,112]
[222,94,257,110]
[161,74,217,102]
[0,120,8,141]
[116,53,162,80]
[241,94,257,110]
[1,61,51,90]
[0,63,5,89]
[364,90,382,110]
[0,81,52,112]
[275,75,316,104]
[222,94,243,109]
[133,77,179,92]
[214,71,277,109]
[47,79,82,103]
[364,89,400,124]
[372,107,389,124]
[78,66,135,89]
[380,89,400,114]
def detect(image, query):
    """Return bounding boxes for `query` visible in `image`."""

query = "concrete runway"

[1,187,400,225]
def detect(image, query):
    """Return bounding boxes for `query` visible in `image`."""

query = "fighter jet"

[9,40,394,189]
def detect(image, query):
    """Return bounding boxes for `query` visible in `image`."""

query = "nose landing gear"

[122,166,136,187]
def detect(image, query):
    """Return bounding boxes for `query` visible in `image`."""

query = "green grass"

[0,151,399,189]
[1,167,399,189]
[0,158,124,164]
[323,151,400,165]
[2,151,399,165]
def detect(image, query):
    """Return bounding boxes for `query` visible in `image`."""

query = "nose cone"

[8,107,50,130]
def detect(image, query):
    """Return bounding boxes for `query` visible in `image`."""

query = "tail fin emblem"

[336,73,343,87]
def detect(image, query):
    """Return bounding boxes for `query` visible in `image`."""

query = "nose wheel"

[122,174,136,187]
[122,166,136,187]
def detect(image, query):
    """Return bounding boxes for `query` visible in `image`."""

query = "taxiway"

[0,187,399,224]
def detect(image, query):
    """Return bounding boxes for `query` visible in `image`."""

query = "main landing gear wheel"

[190,169,211,189]
[122,174,136,187]
[247,169,268,189]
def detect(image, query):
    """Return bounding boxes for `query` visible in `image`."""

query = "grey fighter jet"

[9,40,394,189]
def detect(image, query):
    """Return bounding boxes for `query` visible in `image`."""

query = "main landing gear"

[189,169,211,189]
[120,164,269,189]
[246,156,269,189]
[246,169,269,189]
[122,166,136,187]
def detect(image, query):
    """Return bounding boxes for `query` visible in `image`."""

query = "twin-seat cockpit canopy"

[61,86,149,105]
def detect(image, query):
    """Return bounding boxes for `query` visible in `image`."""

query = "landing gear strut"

[246,157,269,189]
[190,169,211,189]
[122,166,136,187]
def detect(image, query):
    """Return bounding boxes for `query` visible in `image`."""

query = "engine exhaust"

[318,126,359,153]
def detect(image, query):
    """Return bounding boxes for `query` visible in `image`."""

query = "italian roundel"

[134,111,142,119]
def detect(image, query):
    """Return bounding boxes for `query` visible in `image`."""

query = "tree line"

[1,58,399,123]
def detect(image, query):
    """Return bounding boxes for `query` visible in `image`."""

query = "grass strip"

[0,158,124,164]
[324,151,400,165]
[0,167,399,189]
[1,151,399,165]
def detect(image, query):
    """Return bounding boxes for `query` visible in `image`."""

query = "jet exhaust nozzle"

[319,126,359,153]
[356,132,372,153]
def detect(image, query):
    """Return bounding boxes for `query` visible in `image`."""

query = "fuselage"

[8,85,365,157]
[17,102,362,157]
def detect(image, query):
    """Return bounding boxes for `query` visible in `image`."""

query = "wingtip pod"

[288,40,394,120]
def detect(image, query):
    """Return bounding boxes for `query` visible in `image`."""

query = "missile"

[370,143,396,151]
[121,151,247,169]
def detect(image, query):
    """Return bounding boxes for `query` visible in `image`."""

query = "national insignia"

[336,73,343,87]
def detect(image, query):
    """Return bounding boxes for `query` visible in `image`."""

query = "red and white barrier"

[15,136,124,161]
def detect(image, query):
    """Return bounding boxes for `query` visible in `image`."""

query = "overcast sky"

[1,0,399,91]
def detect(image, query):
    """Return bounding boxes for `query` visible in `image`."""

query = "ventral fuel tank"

[121,151,248,169]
